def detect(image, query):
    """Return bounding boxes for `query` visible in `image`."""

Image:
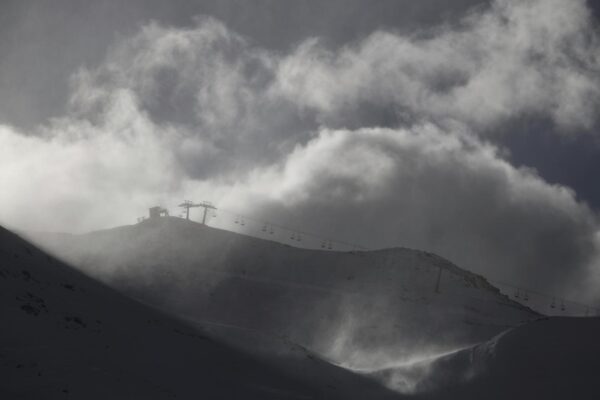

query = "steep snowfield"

[29,217,539,371]
[0,225,403,399]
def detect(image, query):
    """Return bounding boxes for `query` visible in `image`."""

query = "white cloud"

[275,0,600,129]
[0,91,183,232]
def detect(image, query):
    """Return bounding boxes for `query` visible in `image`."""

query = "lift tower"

[178,200,200,220]
[198,201,217,225]
[178,200,217,225]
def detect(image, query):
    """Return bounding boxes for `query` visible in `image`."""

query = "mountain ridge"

[27,216,540,369]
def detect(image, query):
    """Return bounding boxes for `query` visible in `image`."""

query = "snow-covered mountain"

[1,224,403,399]
[12,217,599,399]
[29,216,539,371]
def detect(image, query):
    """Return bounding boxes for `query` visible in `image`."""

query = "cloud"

[236,124,600,301]
[0,92,182,231]
[275,0,600,130]
[1,0,600,302]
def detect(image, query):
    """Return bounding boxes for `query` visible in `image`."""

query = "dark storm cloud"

[1,0,600,303]
[0,0,487,130]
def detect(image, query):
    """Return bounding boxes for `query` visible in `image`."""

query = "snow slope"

[29,217,539,371]
[0,224,403,399]
[369,316,600,399]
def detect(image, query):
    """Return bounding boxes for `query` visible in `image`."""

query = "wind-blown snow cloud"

[1,0,600,301]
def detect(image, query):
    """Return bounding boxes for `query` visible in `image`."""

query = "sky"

[1,0,600,304]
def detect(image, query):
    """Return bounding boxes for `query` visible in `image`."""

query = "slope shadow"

[0,225,402,400]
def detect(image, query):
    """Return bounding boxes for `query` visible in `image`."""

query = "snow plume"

[2,2,600,301]
[311,284,484,395]
[345,347,475,395]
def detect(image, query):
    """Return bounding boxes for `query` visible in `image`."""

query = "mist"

[2,0,600,306]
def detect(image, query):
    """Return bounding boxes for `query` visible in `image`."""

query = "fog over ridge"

[1,0,600,303]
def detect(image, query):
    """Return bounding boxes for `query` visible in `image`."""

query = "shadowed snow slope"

[391,316,600,399]
[1,224,403,399]
[29,217,538,370]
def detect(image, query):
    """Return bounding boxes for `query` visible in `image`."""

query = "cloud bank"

[1,0,600,301]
